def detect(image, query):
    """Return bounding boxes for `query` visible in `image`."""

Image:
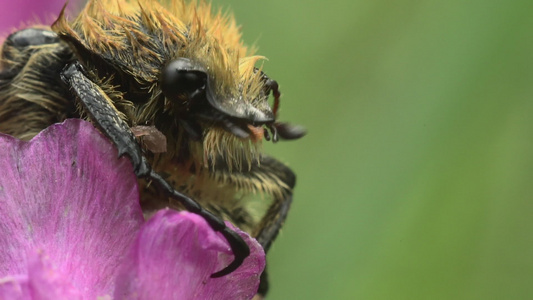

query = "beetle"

[0,0,305,295]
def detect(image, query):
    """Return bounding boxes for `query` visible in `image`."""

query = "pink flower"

[0,0,84,34]
[0,119,265,299]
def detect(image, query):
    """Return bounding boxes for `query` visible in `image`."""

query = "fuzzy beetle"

[0,0,305,295]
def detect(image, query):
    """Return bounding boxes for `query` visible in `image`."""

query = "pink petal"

[0,275,30,300]
[0,119,144,298]
[114,210,265,300]
[0,0,83,34]
[26,252,83,300]
[0,253,83,300]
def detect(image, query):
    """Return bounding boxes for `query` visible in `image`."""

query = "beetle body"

[0,0,304,295]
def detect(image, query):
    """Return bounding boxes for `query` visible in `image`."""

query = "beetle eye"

[162,59,207,100]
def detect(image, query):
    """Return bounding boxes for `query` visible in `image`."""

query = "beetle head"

[161,58,304,144]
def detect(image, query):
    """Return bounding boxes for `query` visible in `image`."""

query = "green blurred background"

[210,0,533,299]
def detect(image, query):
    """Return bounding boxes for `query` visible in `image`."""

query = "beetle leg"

[60,62,148,175]
[254,156,296,296]
[250,156,295,296]
[61,61,250,277]
[208,154,296,295]
[252,156,295,252]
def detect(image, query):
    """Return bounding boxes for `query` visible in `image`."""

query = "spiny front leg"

[60,62,148,176]
[60,61,250,277]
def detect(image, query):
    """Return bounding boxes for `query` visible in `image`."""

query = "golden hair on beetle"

[53,0,267,171]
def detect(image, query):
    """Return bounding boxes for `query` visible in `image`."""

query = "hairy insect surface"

[0,0,305,296]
